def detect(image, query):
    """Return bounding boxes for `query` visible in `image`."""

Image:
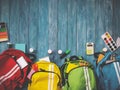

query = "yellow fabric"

[28,61,62,90]
[66,63,79,73]
[97,54,104,63]
[66,60,90,73]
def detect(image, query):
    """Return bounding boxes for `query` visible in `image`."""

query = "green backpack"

[61,56,97,90]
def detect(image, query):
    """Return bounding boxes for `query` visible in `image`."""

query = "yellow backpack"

[27,60,62,90]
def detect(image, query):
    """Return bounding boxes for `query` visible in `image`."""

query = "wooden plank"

[86,0,95,63]
[67,0,77,56]
[104,0,115,53]
[116,0,120,39]
[58,0,68,66]
[86,0,95,42]
[37,0,49,60]
[95,0,107,52]
[104,0,113,34]
[113,0,120,40]
[95,0,113,53]
[0,0,2,22]
[113,0,120,54]
[0,0,118,62]
[28,0,39,59]
[0,0,10,52]
[76,0,87,57]
[9,0,19,43]
[48,0,58,63]
[19,0,29,48]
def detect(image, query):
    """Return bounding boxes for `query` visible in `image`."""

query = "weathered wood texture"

[0,0,120,66]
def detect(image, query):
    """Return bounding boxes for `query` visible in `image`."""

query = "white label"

[39,56,50,62]
[86,42,94,55]
[16,56,28,69]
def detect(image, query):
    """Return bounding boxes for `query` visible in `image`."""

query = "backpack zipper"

[30,68,61,87]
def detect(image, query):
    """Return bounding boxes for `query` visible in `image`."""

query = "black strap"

[69,56,80,61]
[60,64,65,85]
[25,53,36,61]
[94,52,105,59]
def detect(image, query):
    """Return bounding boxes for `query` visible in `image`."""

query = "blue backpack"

[95,52,120,90]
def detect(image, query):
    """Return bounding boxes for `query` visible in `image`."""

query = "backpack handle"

[25,53,36,61]
[94,52,105,59]
[69,55,83,61]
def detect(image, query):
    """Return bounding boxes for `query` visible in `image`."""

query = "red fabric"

[0,48,33,90]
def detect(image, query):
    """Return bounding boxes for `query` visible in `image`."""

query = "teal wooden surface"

[58,0,68,50]
[37,0,49,59]
[0,0,9,52]
[95,0,107,52]
[113,0,120,54]
[104,0,113,33]
[0,0,120,89]
[9,0,19,43]
[0,1,2,21]
[58,0,68,65]
[48,0,58,63]
[48,0,58,50]
[28,0,39,54]
[0,0,119,65]
[19,0,29,45]
[113,0,120,40]
[76,0,87,57]
[86,0,96,63]
[67,0,77,55]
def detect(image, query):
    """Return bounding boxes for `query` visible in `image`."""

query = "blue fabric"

[96,52,120,90]
[96,52,112,77]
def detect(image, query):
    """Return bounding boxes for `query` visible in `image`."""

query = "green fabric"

[62,61,97,90]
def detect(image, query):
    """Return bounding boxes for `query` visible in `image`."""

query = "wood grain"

[0,0,119,64]
[37,0,49,59]
[58,0,68,66]
[0,0,10,52]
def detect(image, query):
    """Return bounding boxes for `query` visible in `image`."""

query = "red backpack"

[0,48,33,90]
